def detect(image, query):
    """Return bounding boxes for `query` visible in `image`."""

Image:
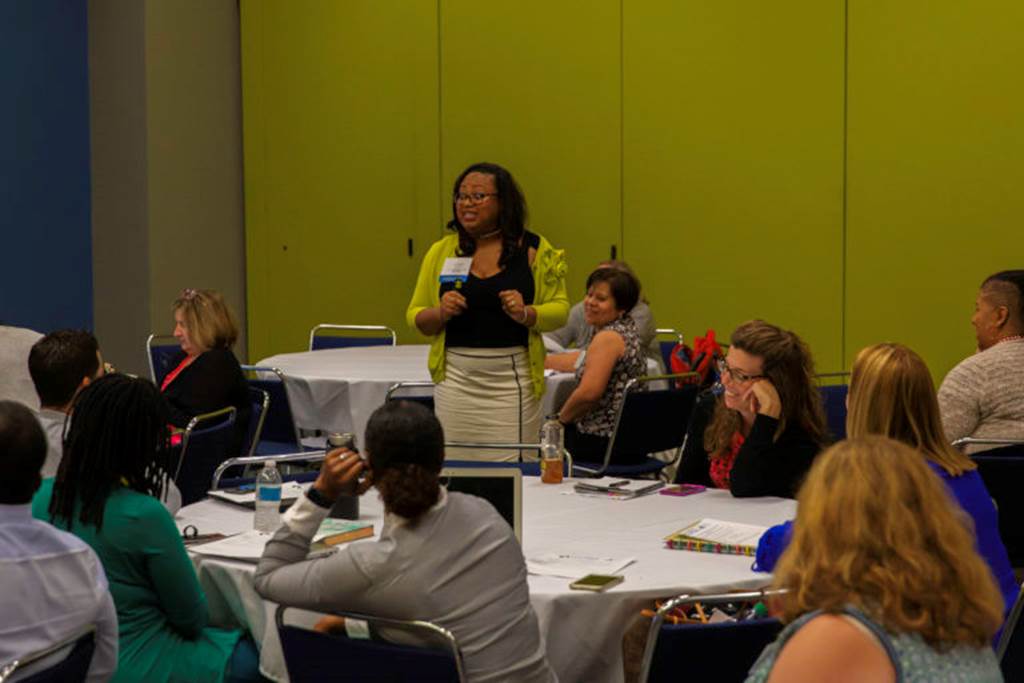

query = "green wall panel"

[438,0,622,302]
[241,0,440,361]
[846,0,1024,380]
[623,1,846,373]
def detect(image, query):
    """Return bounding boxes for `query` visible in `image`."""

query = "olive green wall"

[241,0,1023,380]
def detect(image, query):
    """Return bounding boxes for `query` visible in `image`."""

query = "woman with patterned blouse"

[549,267,646,464]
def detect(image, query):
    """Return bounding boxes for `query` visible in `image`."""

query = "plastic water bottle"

[540,415,564,484]
[254,460,283,533]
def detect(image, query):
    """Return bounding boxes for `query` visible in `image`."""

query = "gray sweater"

[255,490,557,683]
[938,339,1024,453]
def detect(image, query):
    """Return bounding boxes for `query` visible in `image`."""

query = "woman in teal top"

[746,436,1003,682]
[32,374,262,683]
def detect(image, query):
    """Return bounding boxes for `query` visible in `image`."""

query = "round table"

[176,477,795,683]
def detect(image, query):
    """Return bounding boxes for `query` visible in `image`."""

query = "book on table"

[573,477,665,499]
[665,518,768,556]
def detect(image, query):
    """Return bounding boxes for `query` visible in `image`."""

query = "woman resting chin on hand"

[554,267,645,464]
[674,320,828,498]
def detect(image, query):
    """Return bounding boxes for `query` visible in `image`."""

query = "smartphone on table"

[569,574,625,592]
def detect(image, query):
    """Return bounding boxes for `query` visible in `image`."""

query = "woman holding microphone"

[407,163,569,460]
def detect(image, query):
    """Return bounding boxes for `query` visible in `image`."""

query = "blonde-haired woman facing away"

[746,436,1004,682]
[756,343,1016,613]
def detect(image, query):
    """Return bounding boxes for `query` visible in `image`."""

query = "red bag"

[669,329,723,388]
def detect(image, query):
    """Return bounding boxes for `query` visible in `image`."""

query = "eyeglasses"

[717,358,765,383]
[454,192,497,204]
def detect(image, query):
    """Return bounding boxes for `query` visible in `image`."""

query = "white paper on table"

[526,553,635,578]
[188,518,355,561]
[675,518,768,547]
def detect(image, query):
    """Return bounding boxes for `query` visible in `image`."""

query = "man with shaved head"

[939,270,1024,452]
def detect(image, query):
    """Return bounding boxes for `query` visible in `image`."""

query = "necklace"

[474,228,501,241]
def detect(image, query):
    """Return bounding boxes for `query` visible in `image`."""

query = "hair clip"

[181,288,198,300]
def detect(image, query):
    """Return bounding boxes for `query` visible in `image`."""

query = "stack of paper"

[526,553,635,578]
[574,477,664,499]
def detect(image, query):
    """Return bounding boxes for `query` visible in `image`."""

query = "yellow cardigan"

[406,232,569,397]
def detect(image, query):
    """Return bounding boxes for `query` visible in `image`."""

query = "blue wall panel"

[0,0,92,332]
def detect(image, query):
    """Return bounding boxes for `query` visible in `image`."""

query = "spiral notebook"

[665,518,767,556]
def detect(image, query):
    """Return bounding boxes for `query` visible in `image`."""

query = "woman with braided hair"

[32,374,264,683]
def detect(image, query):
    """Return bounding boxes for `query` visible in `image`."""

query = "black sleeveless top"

[442,232,539,348]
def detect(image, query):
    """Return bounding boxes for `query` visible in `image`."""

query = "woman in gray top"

[255,401,557,683]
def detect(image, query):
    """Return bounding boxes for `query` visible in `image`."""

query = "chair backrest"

[970,444,1024,565]
[1,627,95,683]
[815,372,849,442]
[385,381,436,412]
[145,334,179,385]
[241,365,303,450]
[309,324,397,351]
[276,605,465,683]
[654,328,684,372]
[173,406,237,506]
[998,582,1024,680]
[582,375,699,476]
[639,589,787,683]
[243,386,269,457]
[211,450,328,490]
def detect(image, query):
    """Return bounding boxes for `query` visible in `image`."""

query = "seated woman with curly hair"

[746,436,1004,682]
[674,319,828,497]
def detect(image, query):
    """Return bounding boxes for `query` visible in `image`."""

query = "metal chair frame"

[145,333,178,384]
[245,386,270,458]
[385,381,436,402]
[998,582,1024,662]
[638,588,788,683]
[577,372,700,478]
[443,442,574,473]
[241,365,305,452]
[211,451,328,490]
[654,328,684,370]
[173,406,237,483]
[0,625,95,683]
[275,604,466,683]
[308,324,397,351]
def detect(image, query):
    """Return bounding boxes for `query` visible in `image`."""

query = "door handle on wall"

[408,238,413,258]
[610,245,617,260]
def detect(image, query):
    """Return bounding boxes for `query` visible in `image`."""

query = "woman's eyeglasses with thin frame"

[717,358,765,383]
[454,192,497,204]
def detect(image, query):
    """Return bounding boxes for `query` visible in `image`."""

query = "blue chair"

[145,333,180,385]
[0,626,95,683]
[172,406,238,506]
[211,452,328,490]
[638,589,786,683]
[276,605,465,682]
[815,372,849,442]
[574,375,700,479]
[240,365,313,456]
[309,324,397,351]
[243,386,269,457]
[960,439,1024,566]
[998,581,1024,681]
[654,328,684,373]
[385,381,435,412]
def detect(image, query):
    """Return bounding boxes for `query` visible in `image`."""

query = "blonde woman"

[161,288,250,453]
[756,343,1016,612]
[746,436,1004,682]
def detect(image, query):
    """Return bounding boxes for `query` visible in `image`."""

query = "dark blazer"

[162,348,251,455]
[674,396,823,498]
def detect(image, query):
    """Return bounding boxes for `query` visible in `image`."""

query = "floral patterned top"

[575,315,646,437]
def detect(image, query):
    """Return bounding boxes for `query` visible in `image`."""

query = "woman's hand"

[312,448,372,501]
[498,289,531,325]
[439,290,468,323]
[749,379,782,419]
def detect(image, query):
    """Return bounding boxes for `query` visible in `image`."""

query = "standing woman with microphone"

[407,163,569,460]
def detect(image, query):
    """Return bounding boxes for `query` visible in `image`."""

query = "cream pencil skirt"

[434,347,541,462]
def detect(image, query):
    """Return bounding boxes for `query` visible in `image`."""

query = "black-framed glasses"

[454,192,497,204]
[717,358,765,383]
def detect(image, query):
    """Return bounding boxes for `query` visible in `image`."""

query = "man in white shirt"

[0,325,43,409]
[0,400,119,682]
[27,330,104,478]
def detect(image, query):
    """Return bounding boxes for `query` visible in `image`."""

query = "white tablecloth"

[256,345,582,444]
[177,479,796,683]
